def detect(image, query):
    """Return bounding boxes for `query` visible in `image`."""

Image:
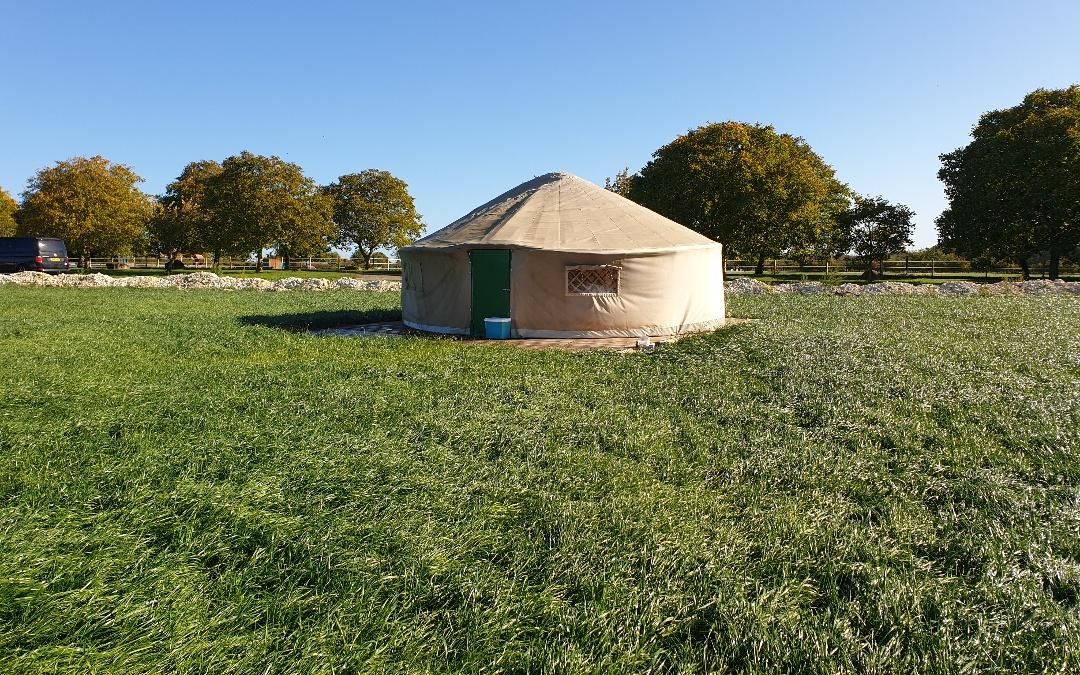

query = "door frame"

[469,249,512,336]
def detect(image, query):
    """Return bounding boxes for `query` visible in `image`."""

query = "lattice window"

[566,265,620,296]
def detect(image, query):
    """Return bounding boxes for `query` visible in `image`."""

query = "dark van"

[0,238,71,273]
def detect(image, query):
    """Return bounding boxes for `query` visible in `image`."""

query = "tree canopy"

[149,160,223,266]
[17,156,153,264]
[937,85,1080,279]
[0,186,17,237]
[323,170,423,268]
[838,195,915,275]
[603,168,633,197]
[628,122,850,274]
[203,152,333,270]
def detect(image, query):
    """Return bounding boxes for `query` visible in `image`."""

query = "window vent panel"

[566,265,620,296]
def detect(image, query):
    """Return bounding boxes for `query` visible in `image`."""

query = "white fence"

[72,256,401,272]
[724,259,1072,278]
[62,256,1074,278]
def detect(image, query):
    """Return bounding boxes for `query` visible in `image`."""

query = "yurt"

[399,172,725,338]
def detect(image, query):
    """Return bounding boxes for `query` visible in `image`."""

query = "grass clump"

[0,288,1078,672]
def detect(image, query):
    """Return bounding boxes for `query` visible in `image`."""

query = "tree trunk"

[1016,257,1030,280]
[283,252,291,271]
[213,249,221,269]
[256,248,264,273]
[1049,248,1060,280]
[361,248,372,270]
[754,252,766,276]
[81,249,90,270]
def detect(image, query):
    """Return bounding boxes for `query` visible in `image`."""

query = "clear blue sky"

[3,0,1078,249]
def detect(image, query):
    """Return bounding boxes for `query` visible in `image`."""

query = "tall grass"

[0,289,1077,673]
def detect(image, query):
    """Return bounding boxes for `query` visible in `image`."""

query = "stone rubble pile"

[723,277,773,295]
[0,271,403,293]
[2,270,1077,297]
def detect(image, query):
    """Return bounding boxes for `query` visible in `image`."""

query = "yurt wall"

[509,246,725,337]
[400,249,470,334]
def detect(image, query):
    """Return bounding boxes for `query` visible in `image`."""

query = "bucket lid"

[484,317,511,323]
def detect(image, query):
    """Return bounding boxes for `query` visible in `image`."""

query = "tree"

[603,167,633,197]
[17,156,152,266]
[0,186,17,237]
[323,170,423,269]
[937,86,1080,279]
[838,195,914,277]
[628,122,850,275]
[149,160,223,269]
[203,152,333,271]
[274,190,335,270]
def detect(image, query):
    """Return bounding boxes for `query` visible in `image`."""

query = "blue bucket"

[484,317,511,339]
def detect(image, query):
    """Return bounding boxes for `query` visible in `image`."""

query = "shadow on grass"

[238,308,402,332]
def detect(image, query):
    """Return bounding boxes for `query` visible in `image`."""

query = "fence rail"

[70,256,402,272]
[59,256,1075,278]
[723,259,1074,278]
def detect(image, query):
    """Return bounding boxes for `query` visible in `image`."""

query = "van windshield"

[37,240,67,256]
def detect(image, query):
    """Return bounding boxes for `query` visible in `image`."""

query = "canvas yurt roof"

[403,172,719,254]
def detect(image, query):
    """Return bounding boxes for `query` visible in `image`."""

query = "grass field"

[1,288,1078,673]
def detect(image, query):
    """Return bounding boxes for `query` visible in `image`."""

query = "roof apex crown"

[404,171,720,254]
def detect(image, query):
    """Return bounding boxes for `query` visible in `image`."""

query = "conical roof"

[403,172,720,254]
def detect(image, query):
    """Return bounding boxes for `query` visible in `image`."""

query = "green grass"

[1,289,1078,673]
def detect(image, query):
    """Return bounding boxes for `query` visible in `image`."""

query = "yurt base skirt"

[402,317,726,339]
[402,320,469,336]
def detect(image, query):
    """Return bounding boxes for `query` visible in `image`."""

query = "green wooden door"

[470,249,511,336]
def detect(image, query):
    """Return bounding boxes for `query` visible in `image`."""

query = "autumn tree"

[149,160,223,268]
[838,195,915,277]
[628,122,850,275]
[0,186,17,237]
[203,152,333,271]
[604,168,633,197]
[274,193,335,271]
[17,156,152,266]
[323,170,423,269]
[937,86,1080,279]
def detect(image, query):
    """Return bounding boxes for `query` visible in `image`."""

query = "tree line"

[607,85,1078,279]
[3,86,1075,279]
[1,152,424,270]
[608,123,915,278]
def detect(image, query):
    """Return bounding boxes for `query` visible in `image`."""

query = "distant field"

[1,289,1078,672]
